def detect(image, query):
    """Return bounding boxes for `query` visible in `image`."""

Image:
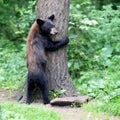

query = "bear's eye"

[47,28,51,31]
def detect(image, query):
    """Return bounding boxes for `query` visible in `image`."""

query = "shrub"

[68,4,120,101]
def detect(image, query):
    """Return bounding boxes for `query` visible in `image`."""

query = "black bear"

[26,15,69,104]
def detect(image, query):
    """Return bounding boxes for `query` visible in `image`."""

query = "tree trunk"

[17,0,76,103]
[37,0,76,97]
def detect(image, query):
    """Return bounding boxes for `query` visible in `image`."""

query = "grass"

[83,96,120,117]
[0,102,61,120]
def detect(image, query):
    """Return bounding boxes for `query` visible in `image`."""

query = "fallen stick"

[50,95,89,107]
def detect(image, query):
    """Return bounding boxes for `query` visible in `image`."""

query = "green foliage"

[68,3,120,116]
[69,3,120,100]
[76,70,120,101]
[50,89,66,98]
[0,0,36,41]
[102,96,120,116]
[0,38,26,90]
[0,102,61,120]
[83,96,120,116]
[69,4,120,71]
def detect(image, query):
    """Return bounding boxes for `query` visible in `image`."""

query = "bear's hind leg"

[26,80,35,104]
[40,82,50,104]
[38,73,50,104]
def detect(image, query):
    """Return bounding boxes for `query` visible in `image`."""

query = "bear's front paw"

[63,36,69,44]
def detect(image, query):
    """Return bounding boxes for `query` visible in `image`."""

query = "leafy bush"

[0,38,26,90]
[68,4,120,101]
[69,4,120,71]
[0,0,36,41]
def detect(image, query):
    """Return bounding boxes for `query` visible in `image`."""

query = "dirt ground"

[0,89,120,120]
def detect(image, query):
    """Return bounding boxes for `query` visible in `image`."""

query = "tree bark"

[37,0,76,97]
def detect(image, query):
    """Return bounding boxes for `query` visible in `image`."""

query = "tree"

[37,0,76,97]
[18,0,76,103]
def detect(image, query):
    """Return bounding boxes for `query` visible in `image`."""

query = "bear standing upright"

[26,15,69,104]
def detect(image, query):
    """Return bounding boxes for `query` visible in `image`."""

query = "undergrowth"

[0,38,26,90]
[68,3,120,116]
[0,102,61,120]
[83,96,120,116]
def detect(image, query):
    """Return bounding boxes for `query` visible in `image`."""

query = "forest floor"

[0,89,120,120]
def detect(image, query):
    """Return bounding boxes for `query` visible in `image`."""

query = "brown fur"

[26,21,46,73]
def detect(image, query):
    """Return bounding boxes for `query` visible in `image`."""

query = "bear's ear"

[36,19,44,26]
[48,14,55,21]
